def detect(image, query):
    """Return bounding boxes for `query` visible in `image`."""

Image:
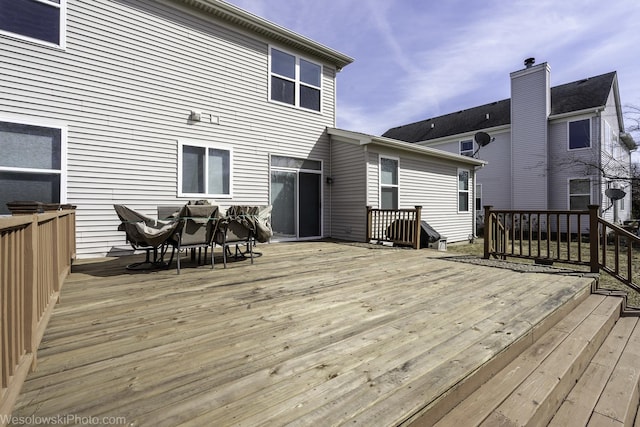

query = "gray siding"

[475,131,512,209]
[510,63,550,209]
[328,140,366,241]
[548,116,599,212]
[1,0,338,257]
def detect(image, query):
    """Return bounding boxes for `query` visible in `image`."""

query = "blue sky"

[226,0,640,138]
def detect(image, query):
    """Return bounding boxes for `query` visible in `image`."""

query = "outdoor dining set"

[113,202,272,274]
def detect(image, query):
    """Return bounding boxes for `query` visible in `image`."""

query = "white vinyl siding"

[0,0,338,257]
[399,154,474,243]
[328,140,367,241]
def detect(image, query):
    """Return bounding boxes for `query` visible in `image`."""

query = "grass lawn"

[446,238,640,308]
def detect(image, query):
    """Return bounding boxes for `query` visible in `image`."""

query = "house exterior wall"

[415,130,512,211]
[365,147,475,243]
[510,62,550,210]
[475,131,512,209]
[328,140,367,241]
[599,90,633,223]
[548,116,599,210]
[0,0,340,257]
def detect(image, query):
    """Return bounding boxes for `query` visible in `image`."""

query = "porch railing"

[483,205,640,293]
[0,210,76,420]
[366,206,422,249]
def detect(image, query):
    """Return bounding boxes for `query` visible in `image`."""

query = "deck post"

[366,206,372,244]
[483,205,493,259]
[414,206,422,249]
[588,205,600,273]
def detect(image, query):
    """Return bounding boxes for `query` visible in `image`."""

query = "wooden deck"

[9,241,595,426]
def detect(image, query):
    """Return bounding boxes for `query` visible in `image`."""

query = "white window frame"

[568,177,591,210]
[459,139,474,157]
[177,140,233,199]
[379,155,399,209]
[0,114,68,209]
[567,117,591,151]
[269,46,323,113]
[0,0,67,49]
[458,168,470,213]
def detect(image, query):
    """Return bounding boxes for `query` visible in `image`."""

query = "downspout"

[596,109,603,214]
[473,164,484,240]
[328,134,332,238]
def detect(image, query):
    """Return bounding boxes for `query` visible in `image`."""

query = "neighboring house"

[383,59,637,227]
[0,0,481,257]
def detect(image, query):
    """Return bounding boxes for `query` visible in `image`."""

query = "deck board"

[10,241,594,426]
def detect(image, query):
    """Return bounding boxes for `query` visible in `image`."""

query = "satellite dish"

[605,188,626,201]
[474,131,492,147]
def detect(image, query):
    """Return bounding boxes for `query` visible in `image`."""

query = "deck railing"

[484,205,640,293]
[0,210,76,420]
[366,206,422,249]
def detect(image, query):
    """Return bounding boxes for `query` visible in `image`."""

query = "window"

[0,0,66,47]
[380,157,398,209]
[458,169,470,212]
[0,120,66,214]
[568,118,591,150]
[569,178,591,210]
[460,140,474,157]
[270,47,322,112]
[475,184,482,211]
[178,141,232,198]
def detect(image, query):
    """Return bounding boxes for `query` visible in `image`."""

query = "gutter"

[327,128,486,167]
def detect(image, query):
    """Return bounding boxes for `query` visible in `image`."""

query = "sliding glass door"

[270,156,322,240]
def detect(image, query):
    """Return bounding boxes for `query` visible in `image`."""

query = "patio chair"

[214,205,272,268]
[171,204,220,274]
[113,204,180,269]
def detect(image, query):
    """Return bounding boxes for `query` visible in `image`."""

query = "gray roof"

[382,71,617,142]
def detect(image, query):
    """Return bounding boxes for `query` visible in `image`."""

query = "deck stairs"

[410,293,640,427]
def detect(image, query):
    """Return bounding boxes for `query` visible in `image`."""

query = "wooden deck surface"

[10,241,595,426]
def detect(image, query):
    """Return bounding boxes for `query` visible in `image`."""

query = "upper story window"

[458,169,470,212]
[178,140,232,199]
[0,119,66,214]
[568,118,591,150]
[270,47,322,112]
[380,156,398,209]
[0,0,66,47]
[460,140,474,157]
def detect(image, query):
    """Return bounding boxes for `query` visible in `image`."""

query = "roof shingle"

[382,72,616,142]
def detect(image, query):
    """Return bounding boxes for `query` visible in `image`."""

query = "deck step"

[432,295,623,427]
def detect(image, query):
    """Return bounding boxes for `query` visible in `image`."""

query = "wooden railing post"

[588,204,600,273]
[366,206,372,243]
[483,205,493,259]
[414,206,422,250]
